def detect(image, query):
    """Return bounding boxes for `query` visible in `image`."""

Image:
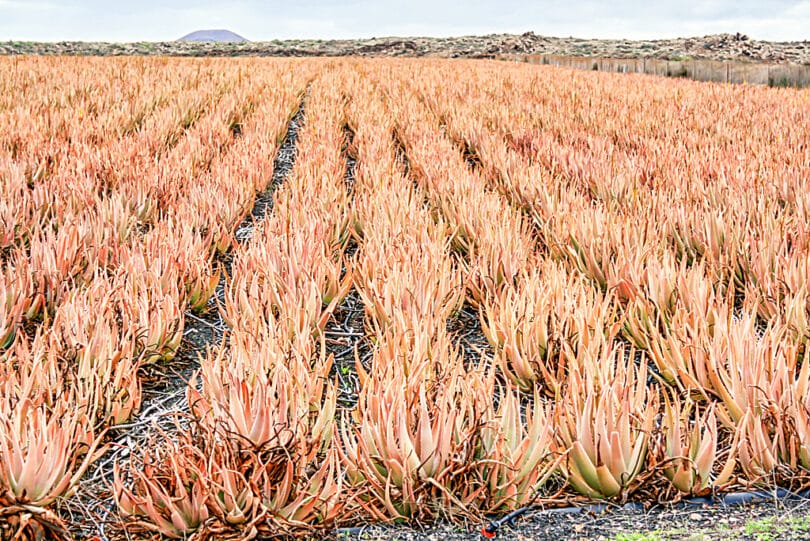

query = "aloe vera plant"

[558,358,656,500]
[658,396,735,494]
[0,398,104,508]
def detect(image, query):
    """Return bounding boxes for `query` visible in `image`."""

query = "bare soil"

[340,497,810,541]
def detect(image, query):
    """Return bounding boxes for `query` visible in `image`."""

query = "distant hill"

[3,32,808,66]
[178,30,248,43]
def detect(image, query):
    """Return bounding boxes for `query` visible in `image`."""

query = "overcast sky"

[1,0,808,42]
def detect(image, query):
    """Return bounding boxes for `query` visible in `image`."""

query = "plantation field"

[1,57,809,540]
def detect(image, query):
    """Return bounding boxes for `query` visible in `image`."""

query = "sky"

[0,0,808,42]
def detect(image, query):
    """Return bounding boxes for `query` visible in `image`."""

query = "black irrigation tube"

[480,488,810,538]
[334,488,810,539]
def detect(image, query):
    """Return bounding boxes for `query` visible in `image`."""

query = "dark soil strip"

[58,92,309,541]
[392,128,495,370]
[393,127,435,216]
[325,290,370,410]
[451,127,575,257]
[140,92,309,426]
[392,127,411,177]
[325,121,370,410]
[343,124,358,193]
[138,93,308,398]
[446,301,495,370]
[459,137,484,172]
[237,97,306,237]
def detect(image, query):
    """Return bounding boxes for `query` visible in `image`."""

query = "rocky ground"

[2,32,809,64]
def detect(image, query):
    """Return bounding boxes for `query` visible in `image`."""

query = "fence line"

[496,54,810,88]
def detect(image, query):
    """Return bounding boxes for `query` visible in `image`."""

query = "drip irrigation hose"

[481,503,627,538]
[333,489,810,538]
[336,525,373,536]
[480,488,810,538]
[335,488,810,539]
[480,507,531,538]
